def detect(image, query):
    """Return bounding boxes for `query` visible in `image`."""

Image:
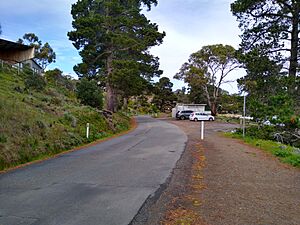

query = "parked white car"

[189,112,214,121]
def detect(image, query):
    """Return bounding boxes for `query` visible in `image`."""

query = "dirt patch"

[132,118,300,225]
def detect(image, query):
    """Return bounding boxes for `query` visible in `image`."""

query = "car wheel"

[180,115,185,120]
[209,118,213,121]
[194,118,198,122]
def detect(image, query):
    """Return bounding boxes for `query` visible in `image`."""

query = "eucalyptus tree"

[231,0,300,89]
[174,44,239,116]
[68,0,165,112]
[17,33,56,69]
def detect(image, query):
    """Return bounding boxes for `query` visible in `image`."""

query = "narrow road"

[0,116,187,225]
[132,119,300,225]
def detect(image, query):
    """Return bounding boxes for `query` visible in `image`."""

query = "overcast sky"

[0,0,245,93]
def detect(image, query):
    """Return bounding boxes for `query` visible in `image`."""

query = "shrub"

[50,97,62,106]
[0,133,7,143]
[283,155,300,167]
[76,78,103,109]
[236,125,276,140]
[25,73,46,91]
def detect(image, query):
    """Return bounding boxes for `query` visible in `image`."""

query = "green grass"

[0,65,131,171]
[225,132,300,167]
[216,115,241,124]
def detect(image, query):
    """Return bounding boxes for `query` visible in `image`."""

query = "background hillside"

[0,64,131,170]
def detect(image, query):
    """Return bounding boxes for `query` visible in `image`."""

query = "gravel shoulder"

[132,118,300,225]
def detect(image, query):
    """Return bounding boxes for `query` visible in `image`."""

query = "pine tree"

[68,0,165,112]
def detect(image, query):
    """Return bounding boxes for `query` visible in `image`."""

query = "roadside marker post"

[243,91,247,138]
[86,123,90,139]
[201,121,204,140]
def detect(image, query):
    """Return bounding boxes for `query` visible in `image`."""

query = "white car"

[189,112,214,121]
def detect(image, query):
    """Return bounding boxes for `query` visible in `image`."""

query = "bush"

[25,73,46,91]
[236,125,276,140]
[76,78,103,109]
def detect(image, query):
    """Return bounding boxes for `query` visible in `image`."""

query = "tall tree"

[18,33,56,69]
[231,0,300,87]
[152,77,177,111]
[174,87,190,104]
[68,0,165,112]
[174,44,239,116]
[237,49,284,101]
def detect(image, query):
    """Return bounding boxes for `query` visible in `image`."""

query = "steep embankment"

[0,65,130,171]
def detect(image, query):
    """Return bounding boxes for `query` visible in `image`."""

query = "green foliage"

[235,126,276,140]
[152,77,177,112]
[0,68,131,171]
[247,91,297,128]
[18,33,56,69]
[112,112,131,132]
[76,78,103,109]
[219,93,243,114]
[0,133,7,143]
[68,0,165,111]
[45,69,76,98]
[45,68,63,82]
[235,121,300,147]
[25,72,46,91]
[37,42,56,69]
[174,87,190,104]
[128,95,156,114]
[231,0,299,86]
[227,132,300,167]
[282,155,300,167]
[232,1,300,139]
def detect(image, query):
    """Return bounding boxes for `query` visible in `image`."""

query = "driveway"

[0,116,187,225]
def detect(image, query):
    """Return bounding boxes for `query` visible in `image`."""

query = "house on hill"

[0,38,43,74]
[22,59,44,75]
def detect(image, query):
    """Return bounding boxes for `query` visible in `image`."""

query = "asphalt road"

[0,116,187,225]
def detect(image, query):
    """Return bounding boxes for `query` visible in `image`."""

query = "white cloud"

[144,0,244,93]
[1,0,244,93]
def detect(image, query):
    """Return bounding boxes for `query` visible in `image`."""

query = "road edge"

[129,119,188,225]
[0,117,138,174]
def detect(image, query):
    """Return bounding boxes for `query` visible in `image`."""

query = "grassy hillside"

[0,65,131,171]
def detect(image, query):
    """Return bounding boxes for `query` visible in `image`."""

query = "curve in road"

[0,116,187,225]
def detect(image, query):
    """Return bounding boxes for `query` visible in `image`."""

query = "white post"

[201,121,204,140]
[243,94,246,138]
[86,123,90,139]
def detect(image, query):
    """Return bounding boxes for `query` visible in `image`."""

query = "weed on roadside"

[225,133,300,167]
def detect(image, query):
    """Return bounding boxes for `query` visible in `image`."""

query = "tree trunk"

[289,2,299,81]
[210,102,217,116]
[105,53,117,112]
[106,83,117,112]
[123,97,128,110]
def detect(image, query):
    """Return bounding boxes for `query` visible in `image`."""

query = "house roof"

[0,38,35,63]
[0,38,33,51]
